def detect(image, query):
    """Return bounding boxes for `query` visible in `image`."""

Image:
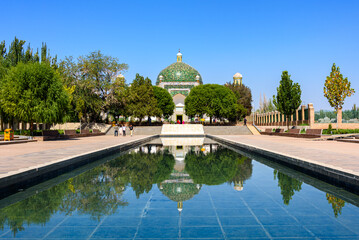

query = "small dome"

[117,73,125,79]
[233,72,242,79]
[177,52,182,56]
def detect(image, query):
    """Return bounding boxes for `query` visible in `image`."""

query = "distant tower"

[233,72,243,86]
[177,201,183,214]
[195,75,200,83]
[177,49,182,62]
[159,75,164,83]
[234,181,244,191]
[117,73,125,81]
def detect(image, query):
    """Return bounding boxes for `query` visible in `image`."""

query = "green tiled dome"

[156,62,203,85]
[158,182,201,202]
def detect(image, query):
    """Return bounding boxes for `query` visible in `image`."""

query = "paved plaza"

[0,134,359,181]
[0,135,149,177]
[216,135,359,176]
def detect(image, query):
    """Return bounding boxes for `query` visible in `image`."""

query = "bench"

[306,129,322,136]
[265,129,272,133]
[42,130,60,137]
[81,129,91,134]
[64,129,78,135]
[288,129,300,134]
[275,128,284,133]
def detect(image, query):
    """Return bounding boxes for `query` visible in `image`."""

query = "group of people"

[113,124,134,137]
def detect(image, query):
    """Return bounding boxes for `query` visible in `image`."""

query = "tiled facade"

[156,52,202,121]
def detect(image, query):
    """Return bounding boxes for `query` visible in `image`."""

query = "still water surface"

[0,137,359,239]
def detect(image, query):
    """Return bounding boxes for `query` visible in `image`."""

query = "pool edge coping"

[0,135,159,191]
[206,134,359,192]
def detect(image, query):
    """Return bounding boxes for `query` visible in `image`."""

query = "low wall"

[161,124,204,136]
[204,126,252,135]
[311,123,359,129]
[33,132,105,141]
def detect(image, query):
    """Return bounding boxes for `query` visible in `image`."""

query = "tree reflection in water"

[0,165,128,236]
[107,147,175,198]
[273,169,302,205]
[326,193,345,218]
[0,147,175,236]
[185,145,253,187]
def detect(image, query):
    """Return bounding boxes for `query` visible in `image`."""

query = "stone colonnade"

[0,121,51,132]
[252,103,315,127]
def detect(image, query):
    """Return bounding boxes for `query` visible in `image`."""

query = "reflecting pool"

[1,137,359,239]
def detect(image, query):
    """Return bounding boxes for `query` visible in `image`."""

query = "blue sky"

[2,0,359,110]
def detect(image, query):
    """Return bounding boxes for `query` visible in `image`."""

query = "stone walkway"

[216,135,359,176]
[0,135,149,176]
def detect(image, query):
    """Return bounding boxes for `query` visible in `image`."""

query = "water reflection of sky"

[0,137,359,239]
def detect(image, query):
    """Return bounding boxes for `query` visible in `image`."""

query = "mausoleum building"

[156,51,203,122]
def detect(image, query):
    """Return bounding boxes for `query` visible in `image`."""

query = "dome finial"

[177,49,182,62]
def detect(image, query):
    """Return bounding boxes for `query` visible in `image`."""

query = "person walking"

[122,125,126,136]
[114,124,119,136]
[244,117,247,126]
[119,124,122,135]
[129,125,134,137]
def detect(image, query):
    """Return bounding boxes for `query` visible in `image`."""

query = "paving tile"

[181,217,219,227]
[264,225,312,238]
[305,224,357,238]
[181,226,223,238]
[219,216,259,226]
[90,226,137,238]
[141,216,179,227]
[45,226,95,239]
[101,217,141,227]
[136,227,178,238]
[223,226,268,238]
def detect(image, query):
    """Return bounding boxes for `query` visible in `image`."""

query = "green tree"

[6,37,26,66]
[226,82,253,120]
[0,62,70,133]
[184,85,208,119]
[58,52,128,122]
[185,84,237,123]
[153,86,175,120]
[324,63,355,128]
[77,51,128,121]
[273,71,302,129]
[127,74,159,122]
[108,74,129,119]
[274,170,302,205]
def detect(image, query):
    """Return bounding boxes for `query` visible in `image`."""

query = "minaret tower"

[177,49,182,62]
[177,201,183,214]
[233,72,243,86]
